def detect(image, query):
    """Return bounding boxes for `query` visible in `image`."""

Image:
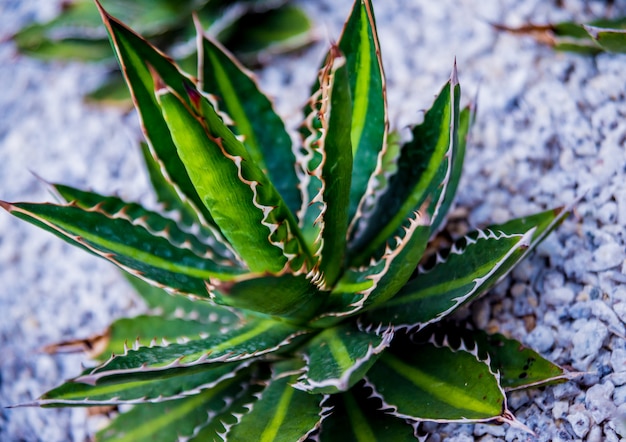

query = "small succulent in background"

[493,16,626,55]
[4,0,573,439]
[13,0,313,106]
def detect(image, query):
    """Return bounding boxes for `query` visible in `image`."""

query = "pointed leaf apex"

[147,63,167,95]
[451,59,459,86]
[499,410,535,435]
[583,24,600,39]
[0,200,12,211]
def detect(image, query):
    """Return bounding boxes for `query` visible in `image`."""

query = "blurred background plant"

[494,2,626,55]
[12,0,314,107]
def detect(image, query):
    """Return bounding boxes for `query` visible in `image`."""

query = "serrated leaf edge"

[32,360,256,407]
[392,228,535,332]
[313,210,426,322]
[363,337,532,434]
[293,324,394,393]
[74,328,312,386]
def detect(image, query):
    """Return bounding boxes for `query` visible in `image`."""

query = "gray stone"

[611,349,626,374]
[585,382,616,424]
[590,243,624,272]
[571,321,609,361]
[524,325,555,353]
[566,410,591,438]
[613,385,626,406]
[544,286,575,307]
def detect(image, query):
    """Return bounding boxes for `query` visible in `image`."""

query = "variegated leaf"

[51,183,237,264]
[0,201,244,296]
[310,212,430,328]
[294,323,393,394]
[427,325,570,391]
[226,359,329,441]
[96,368,266,442]
[338,0,388,222]
[367,229,533,330]
[319,382,419,441]
[297,47,353,286]
[97,3,218,229]
[209,272,325,322]
[350,70,459,264]
[125,274,241,325]
[429,102,474,233]
[366,337,517,426]
[197,28,302,216]
[156,79,311,274]
[37,360,253,406]
[73,316,311,385]
[96,314,235,362]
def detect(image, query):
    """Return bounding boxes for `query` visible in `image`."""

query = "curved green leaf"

[156,82,310,273]
[74,316,310,385]
[0,201,243,296]
[319,382,418,441]
[96,369,265,442]
[211,272,324,322]
[350,73,459,263]
[124,274,241,324]
[295,323,393,394]
[198,31,301,215]
[51,183,237,264]
[39,360,252,406]
[226,359,328,441]
[429,102,473,233]
[97,4,218,230]
[338,0,388,222]
[97,314,234,362]
[428,326,570,391]
[368,229,532,329]
[367,339,509,424]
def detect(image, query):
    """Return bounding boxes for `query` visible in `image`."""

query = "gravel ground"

[2,0,626,440]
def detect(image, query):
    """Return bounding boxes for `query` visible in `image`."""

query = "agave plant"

[4,0,572,439]
[13,0,313,106]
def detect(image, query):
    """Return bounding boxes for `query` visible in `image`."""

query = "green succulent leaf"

[367,338,511,424]
[97,4,220,230]
[368,229,533,329]
[209,272,324,321]
[350,71,460,263]
[319,382,419,441]
[226,359,328,441]
[0,201,244,296]
[216,4,314,63]
[95,312,237,362]
[429,103,474,233]
[428,326,569,391]
[295,322,393,394]
[198,30,302,216]
[337,0,388,222]
[38,360,253,407]
[583,25,626,54]
[51,183,236,263]
[156,80,312,274]
[296,47,353,287]
[73,316,311,385]
[138,141,208,229]
[96,368,266,442]
[311,212,430,328]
